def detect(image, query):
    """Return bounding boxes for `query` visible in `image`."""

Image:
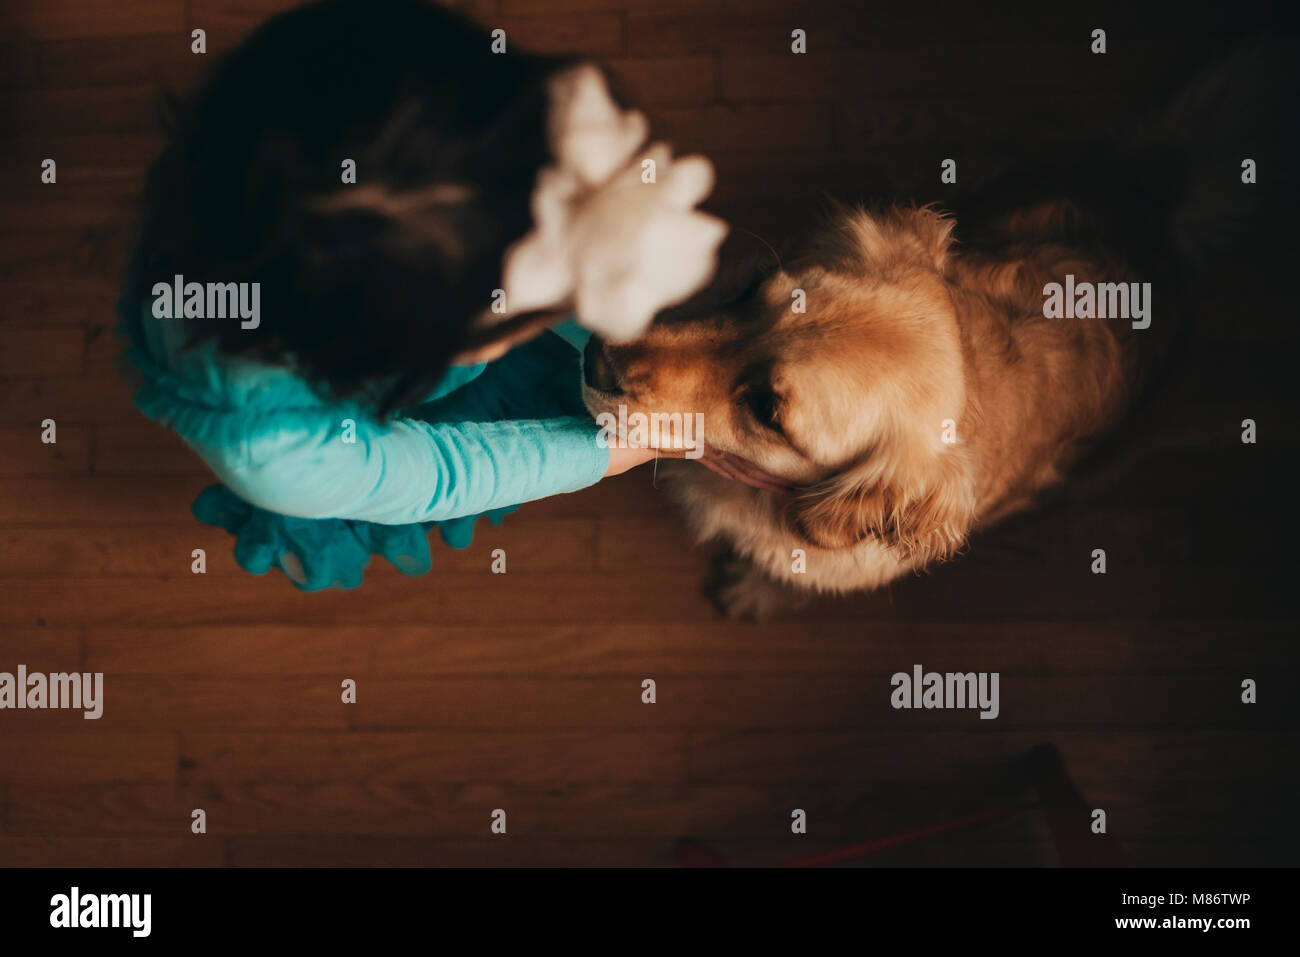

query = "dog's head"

[583,204,977,563]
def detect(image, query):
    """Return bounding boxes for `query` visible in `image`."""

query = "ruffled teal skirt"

[192,484,516,590]
[118,300,587,591]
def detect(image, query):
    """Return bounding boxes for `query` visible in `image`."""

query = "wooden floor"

[1,0,1297,867]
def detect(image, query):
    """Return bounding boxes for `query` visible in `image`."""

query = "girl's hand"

[604,445,687,477]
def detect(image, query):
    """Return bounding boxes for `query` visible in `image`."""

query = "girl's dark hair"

[126,0,571,415]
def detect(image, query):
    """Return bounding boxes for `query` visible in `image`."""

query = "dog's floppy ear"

[787,442,976,564]
[821,203,956,275]
[894,204,956,273]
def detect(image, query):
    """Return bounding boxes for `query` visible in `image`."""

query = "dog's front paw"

[705,552,798,621]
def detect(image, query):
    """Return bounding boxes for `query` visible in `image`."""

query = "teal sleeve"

[416,360,488,404]
[548,317,592,353]
[191,412,610,525]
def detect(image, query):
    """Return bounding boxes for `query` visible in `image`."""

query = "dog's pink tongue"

[698,448,795,494]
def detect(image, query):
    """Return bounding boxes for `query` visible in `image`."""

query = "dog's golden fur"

[583,200,1142,616]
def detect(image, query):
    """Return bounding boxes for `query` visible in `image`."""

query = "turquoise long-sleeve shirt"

[116,301,608,588]
[122,303,609,524]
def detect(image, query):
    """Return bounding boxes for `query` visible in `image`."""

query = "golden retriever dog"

[582,199,1147,617]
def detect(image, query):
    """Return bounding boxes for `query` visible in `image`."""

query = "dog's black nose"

[583,336,624,393]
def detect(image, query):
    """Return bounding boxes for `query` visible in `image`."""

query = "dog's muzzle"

[582,336,624,394]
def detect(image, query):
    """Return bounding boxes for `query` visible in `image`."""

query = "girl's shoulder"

[117,298,492,442]
[116,299,367,448]
[123,300,322,394]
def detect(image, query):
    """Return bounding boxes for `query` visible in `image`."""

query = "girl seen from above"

[118,0,727,589]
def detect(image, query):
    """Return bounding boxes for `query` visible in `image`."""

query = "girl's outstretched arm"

[192,411,610,526]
